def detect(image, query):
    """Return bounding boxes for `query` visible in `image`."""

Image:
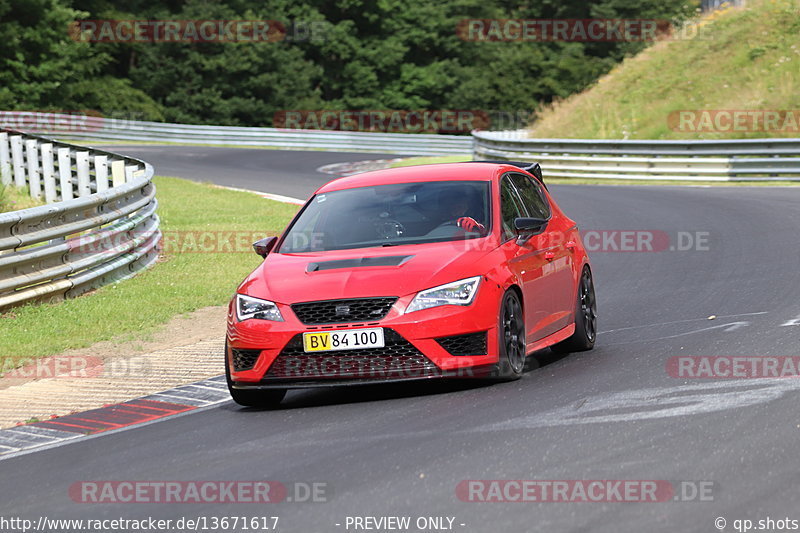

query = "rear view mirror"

[514,217,548,235]
[253,236,278,258]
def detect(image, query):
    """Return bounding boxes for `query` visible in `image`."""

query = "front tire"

[497,290,526,380]
[552,266,597,354]
[225,343,286,407]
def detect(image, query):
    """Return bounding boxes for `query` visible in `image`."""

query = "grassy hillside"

[529,0,800,139]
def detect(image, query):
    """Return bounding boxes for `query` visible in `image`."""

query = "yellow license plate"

[303,328,385,352]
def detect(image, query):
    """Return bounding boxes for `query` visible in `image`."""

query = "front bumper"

[226,283,502,388]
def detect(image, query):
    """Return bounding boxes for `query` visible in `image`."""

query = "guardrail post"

[25,139,42,198]
[41,143,57,203]
[57,147,73,201]
[94,155,108,192]
[111,160,125,187]
[76,151,90,197]
[125,165,138,183]
[0,132,10,185]
[10,135,25,188]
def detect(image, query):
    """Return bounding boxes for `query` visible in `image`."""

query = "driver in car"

[441,193,485,233]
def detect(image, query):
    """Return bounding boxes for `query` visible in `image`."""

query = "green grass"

[0,184,46,213]
[529,0,800,140]
[0,176,298,363]
[390,154,472,168]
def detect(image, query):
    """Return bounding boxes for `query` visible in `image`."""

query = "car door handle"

[565,240,577,251]
[544,250,556,260]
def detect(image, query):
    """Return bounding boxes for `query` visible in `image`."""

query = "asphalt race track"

[93,145,412,199]
[2,146,800,532]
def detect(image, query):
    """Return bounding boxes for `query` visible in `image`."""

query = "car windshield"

[279,180,492,252]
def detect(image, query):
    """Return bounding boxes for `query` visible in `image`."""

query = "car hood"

[239,239,498,303]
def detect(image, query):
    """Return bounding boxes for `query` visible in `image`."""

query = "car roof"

[315,162,526,194]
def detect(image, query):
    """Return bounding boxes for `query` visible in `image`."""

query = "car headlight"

[236,294,284,322]
[406,276,482,313]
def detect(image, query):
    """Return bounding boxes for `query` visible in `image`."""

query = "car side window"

[500,176,526,241]
[510,173,550,219]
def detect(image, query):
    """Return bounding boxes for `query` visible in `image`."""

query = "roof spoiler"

[469,160,545,187]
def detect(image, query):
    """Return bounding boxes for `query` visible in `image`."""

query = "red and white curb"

[0,375,231,460]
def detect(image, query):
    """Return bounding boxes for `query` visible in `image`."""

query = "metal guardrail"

[472,130,800,181]
[0,129,161,310]
[6,112,799,183]
[0,112,472,156]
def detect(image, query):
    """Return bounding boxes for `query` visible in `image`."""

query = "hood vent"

[307,255,413,273]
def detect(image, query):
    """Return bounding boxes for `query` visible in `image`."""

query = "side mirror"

[514,217,548,235]
[253,236,278,258]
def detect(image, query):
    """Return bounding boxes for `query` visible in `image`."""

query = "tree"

[0,0,163,118]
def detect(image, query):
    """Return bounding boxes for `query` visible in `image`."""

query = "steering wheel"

[434,219,485,235]
[375,219,406,239]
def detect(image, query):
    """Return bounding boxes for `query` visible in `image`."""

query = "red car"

[225,162,596,406]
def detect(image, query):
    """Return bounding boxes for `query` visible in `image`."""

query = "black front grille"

[266,329,439,380]
[290,297,397,325]
[232,349,261,371]
[436,331,488,356]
